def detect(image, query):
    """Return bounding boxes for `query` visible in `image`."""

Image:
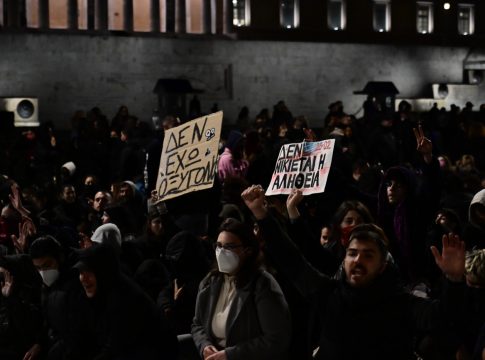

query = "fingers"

[441,233,450,249]
[430,246,441,265]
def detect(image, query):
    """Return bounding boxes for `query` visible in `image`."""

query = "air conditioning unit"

[0,97,39,127]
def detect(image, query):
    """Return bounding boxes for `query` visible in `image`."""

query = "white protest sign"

[155,111,223,201]
[265,139,335,196]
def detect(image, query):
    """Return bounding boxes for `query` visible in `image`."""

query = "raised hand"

[413,124,433,164]
[0,267,13,298]
[430,233,465,282]
[241,185,267,220]
[11,218,36,254]
[9,183,30,218]
[286,189,304,220]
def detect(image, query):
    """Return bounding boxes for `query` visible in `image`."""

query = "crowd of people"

[0,97,484,359]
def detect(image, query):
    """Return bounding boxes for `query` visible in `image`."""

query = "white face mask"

[39,269,60,287]
[216,248,240,274]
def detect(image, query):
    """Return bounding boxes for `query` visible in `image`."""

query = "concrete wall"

[0,32,477,128]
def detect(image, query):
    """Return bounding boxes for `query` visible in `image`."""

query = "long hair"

[330,200,374,242]
[216,217,261,288]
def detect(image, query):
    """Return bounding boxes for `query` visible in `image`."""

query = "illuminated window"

[373,0,390,32]
[328,0,345,31]
[108,0,124,30]
[0,1,4,27]
[233,0,250,27]
[26,0,40,28]
[49,0,68,29]
[134,0,151,32]
[280,0,299,29]
[187,0,203,33]
[458,4,474,35]
[159,0,167,32]
[416,2,433,34]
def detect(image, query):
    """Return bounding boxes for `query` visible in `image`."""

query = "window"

[187,0,203,33]
[49,0,68,29]
[26,0,40,28]
[280,0,299,29]
[232,0,250,27]
[134,0,152,32]
[373,0,390,32]
[416,2,433,34]
[0,1,4,27]
[327,0,345,31]
[458,4,474,35]
[108,0,124,30]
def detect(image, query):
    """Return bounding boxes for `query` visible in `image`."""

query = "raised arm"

[413,124,433,165]
[241,185,332,298]
[431,233,465,282]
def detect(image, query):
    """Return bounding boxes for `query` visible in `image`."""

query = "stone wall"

[0,32,476,128]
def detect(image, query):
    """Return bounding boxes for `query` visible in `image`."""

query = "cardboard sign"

[265,139,335,196]
[155,111,223,201]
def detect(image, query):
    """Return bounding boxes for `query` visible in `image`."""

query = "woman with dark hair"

[326,199,375,260]
[286,191,374,275]
[190,218,290,360]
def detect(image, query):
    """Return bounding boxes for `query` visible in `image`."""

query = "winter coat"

[191,270,291,360]
[75,244,177,360]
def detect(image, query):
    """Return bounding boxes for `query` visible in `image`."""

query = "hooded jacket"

[377,163,441,281]
[75,244,177,359]
[0,255,42,360]
[462,189,485,250]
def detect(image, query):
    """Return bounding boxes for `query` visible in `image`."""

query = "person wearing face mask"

[28,236,95,360]
[187,218,291,360]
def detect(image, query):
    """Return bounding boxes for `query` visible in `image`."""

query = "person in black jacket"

[29,235,96,360]
[74,243,177,360]
[0,254,42,360]
[242,184,466,360]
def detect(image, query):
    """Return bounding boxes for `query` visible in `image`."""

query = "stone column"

[151,0,160,32]
[96,0,108,31]
[39,0,49,29]
[124,0,133,31]
[165,0,175,32]
[68,0,78,29]
[175,0,186,33]
[203,0,212,34]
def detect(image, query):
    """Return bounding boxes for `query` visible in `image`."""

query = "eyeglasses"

[213,242,244,251]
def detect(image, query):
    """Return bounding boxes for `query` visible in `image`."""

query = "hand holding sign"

[266,140,335,196]
[286,189,303,220]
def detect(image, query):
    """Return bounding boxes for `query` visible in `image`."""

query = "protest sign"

[155,111,223,201]
[265,139,335,196]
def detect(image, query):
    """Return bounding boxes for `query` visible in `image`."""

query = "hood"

[91,223,122,253]
[74,244,121,292]
[469,189,485,227]
[378,166,417,217]
[164,231,209,279]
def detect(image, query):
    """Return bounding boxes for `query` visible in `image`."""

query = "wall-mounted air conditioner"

[0,97,39,127]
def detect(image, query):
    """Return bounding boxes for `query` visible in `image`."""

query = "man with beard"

[241,184,466,360]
